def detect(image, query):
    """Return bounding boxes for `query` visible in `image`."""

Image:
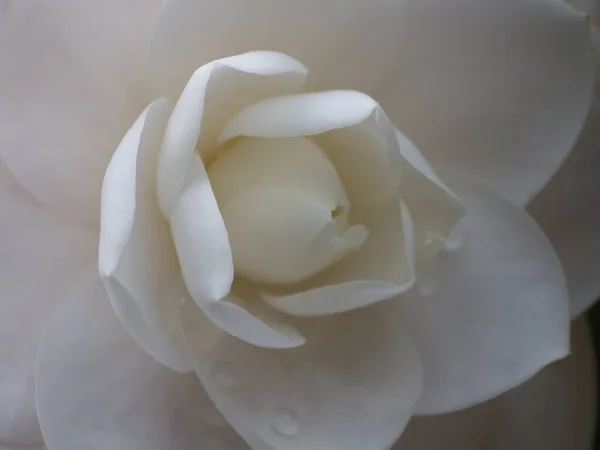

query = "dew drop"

[417,276,438,297]
[210,362,236,388]
[270,407,299,438]
[444,227,464,252]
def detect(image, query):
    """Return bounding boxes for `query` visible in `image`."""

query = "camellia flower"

[1,0,599,449]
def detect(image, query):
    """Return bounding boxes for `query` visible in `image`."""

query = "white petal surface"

[262,201,416,317]
[99,99,191,373]
[35,273,248,450]
[376,0,594,205]
[181,298,423,450]
[0,163,96,447]
[221,91,403,205]
[150,0,418,98]
[0,0,162,223]
[483,316,596,450]
[392,316,595,450]
[157,51,307,215]
[169,154,304,348]
[397,179,570,414]
[529,102,600,317]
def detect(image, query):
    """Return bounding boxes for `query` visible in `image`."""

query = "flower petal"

[99,99,192,373]
[396,179,570,414]
[0,162,96,447]
[181,298,423,450]
[169,155,304,349]
[150,0,417,98]
[262,201,416,317]
[35,273,248,450]
[156,50,307,216]
[528,101,600,317]
[392,316,595,450]
[221,91,404,205]
[0,0,162,223]
[482,316,595,450]
[376,0,594,205]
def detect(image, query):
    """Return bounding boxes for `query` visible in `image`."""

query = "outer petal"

[181,299,423,450]
[99,99,192,373]
[529,102,600,317]
[157,51,307,216]
[150,0,416,98]
[376,0,594,205]
[391,316,595,450]
[35,273,248,450]
[0,163,96,447]
[483,316,596,450]
[0,0,162,223]
[262,200,416,317]
[397,179,570,414]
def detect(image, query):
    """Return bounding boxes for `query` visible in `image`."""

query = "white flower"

[0,0,598,449]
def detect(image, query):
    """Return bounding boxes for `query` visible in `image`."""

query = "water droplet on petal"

[444,227,464,252]
[210,362,236,388]
[270,407,299,438]
[417,276,438,297]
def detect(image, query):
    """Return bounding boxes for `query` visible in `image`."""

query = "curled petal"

[397,179,570,414]
[221,91,403,205]
[262,200,416,317]
[99,99,192,373]
[157,50,307,216]
[181,298,423,450]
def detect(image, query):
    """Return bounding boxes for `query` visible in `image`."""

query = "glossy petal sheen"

[0,164,96,447]
[0,0,162,223]
[529,102,600,317]
[35,274,247,450]
[221,90,402,205]
[181,298,423,450]
[157,51,307,216]
[375,0,594,205]
[397,179,570,414]
[99,99,192,373]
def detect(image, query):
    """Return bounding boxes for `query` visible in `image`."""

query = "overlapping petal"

[396,179,570,414]
[0,0,162,223]
[99,99,192,373]
[35,273,247,450]
[181,297,423,450]
[0,163,96,447]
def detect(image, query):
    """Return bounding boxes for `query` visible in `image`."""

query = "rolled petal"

[99,99,192,373]
[0,163,96,447]
[262,201,416,317]
[150,0,416,98]
[396,179,570,414]
[376,0,595,205]
[0,0,162,223]
[181,298,423,450]
[169,155,304,348]
[221,91,403,205]
[156,51,307,216]
[35,275,248,450]
[395,131,464,264]
[529,102,600,317]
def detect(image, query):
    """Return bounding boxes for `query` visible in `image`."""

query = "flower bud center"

[208,137,368,285]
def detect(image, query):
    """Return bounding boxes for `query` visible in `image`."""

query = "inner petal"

[208,137,368,285]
